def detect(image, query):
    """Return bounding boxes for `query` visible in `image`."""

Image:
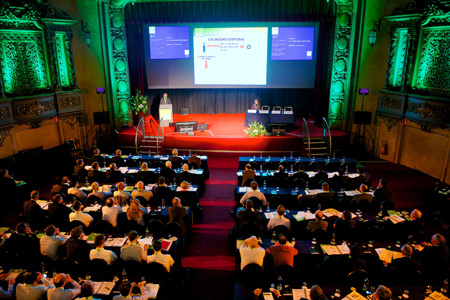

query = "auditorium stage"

[117,113,347,155]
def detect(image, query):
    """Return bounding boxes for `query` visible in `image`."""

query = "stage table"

[239,157,357,171]
[244,111,295,129]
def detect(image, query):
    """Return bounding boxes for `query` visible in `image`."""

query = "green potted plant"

[244,121,268,137]
[130,89,148,125]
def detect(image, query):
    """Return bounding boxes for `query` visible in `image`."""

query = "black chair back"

[248,197,263,210]
[145,262,169,283]
[123,260,144,282]
[166,221,183,238]
[89,259,113,281]
[273,265,297,284]
[311,229,331,242]
[55,258,82,279]
[68,220,86,232]
[241,263,263,284]
[346,269,367,286]
[94,220,116,234]
[147,219,166,238]
[240,221,259,239]
[86,194,102,205]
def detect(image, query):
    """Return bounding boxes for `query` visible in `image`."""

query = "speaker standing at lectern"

[160,93,171,105]
[251,99,260,111]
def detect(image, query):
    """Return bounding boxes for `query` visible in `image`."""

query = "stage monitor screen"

[271,27,314,60]
[193,27,268,85]
[143,22,319,89]
[149,26,190,59]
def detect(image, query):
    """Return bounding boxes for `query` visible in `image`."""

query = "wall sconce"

[368,19,381,47]
[81,21,91,47]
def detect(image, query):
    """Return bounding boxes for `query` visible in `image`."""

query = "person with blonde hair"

[127,199,148,226]
[169,148,182,169]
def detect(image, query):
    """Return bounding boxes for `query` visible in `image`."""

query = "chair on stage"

[272,106,282,112]
[261,105,270,111]
[284,106,293,112]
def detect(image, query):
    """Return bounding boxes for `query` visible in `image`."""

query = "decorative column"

[46,30,62,91]
[65,32,79,89]
[100,0,132,127]
[383,30,399,89]
[327,0,356,129]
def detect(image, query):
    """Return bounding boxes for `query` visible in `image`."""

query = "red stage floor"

[117,113,346,155]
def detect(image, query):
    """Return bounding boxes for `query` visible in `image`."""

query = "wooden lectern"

[159,104,173,127]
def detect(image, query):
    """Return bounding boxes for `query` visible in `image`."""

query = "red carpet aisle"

[182,157,237,299]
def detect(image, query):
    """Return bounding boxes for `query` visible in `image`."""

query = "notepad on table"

[161,239,173,251]
[375,248,402,263]
[92,281,115,295]
[342,291,368,300]
[138,237,153,246]
[145,283,160,299]
[292,287,311,300]
[320,244,350,255]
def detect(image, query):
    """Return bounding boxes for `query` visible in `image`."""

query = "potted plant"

[244,121,268,137]
[130,89,148,125]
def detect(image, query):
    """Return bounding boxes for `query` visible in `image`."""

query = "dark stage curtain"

[125,0,336,117]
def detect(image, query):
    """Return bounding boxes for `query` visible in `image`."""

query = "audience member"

[66,226,91,265]
[147,239,174,272]
[237,200,262,230]
[102,197,123,227]
[114,182,131,205]
[160,161,176,185]
[0,169,16,189]
[372,285,392,300]
[331,168,349,191]
[298,182,335,208]
[266,234,298,268]
[136,162,153,185]
[178,163,192,184]
[308,211,328,233]
[267,205,290,231]
[111,149,125,167]
[48,194,71,226]
[127,199,147,226]
[0,274,14,298]
[132,181,153,204]
[168,148,183,168]
[413,233,449,280]
[51,176,70,196]
[90,234,117,265]
[239,236,265,270]
[120,230,149,262]
[91,148,105,165]
[168,197,187,236]
[23,190,43,226]
[374,179,392,200]
[69,201,93,227]
[292,164,309,182]
[188,150,201,169]
[40,224,67,261]
[352,184,373,203]
[6,222,40,266]
[89,182,109,202]
[67,180,87,201]
[241,164,256,186]
[47,273,81,300]
[333,209,356,238]
[88,162,106,183]
[74,280,99,300]
[389,244,418,273]
[106,163,124,183]
[115,281,149,300]
[240,181,267,206]
[74,159,88,181]
[16,272,52,300]
[312,165,328,187]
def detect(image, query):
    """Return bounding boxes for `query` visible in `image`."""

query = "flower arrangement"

[244,121,268,137]
[130,89,148,115]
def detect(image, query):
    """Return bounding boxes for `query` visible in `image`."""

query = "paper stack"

[375,248,402,263]
[320,244,351,255]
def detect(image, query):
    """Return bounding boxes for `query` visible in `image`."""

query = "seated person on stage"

[266,233,298,268]
[239,235,265,270]
[178,163,192,184]
[88,162,106,183]
[120,230,149,263]
[267,205,290,231]
[168,148,183,168]
[387,244,418,273]
[188,150,202,169]
[237,200,262,230]
[106,163,124,183]
[127,199,148,226]
[373,285,392,300]
[352,184,373,203]
[111,149,125,167]
[331,168,349,191]
[240,181,267,206]
[312,165,328,187]
[40,224,67,261]
[251,99,260,111]
[242,164,256,186]
[23,190,44,226]
[91,148,105,165]
[16,271,51,300]
[89,181,110,203]
[136,162,153,184]
[47,273,81,300]
[292,164,309,182]
[75,280,99,300]
[69,201,93,227]
[115,282,150,300]
[114,182,132,205]
[66,226,92,265]
[307,210,328,233]
[132,181,153,204]
[68,179,87,201]
[161,92,171,105]
[169,197,187,236]
[160,161,176,185]
[90,234,117,265]
[147,239,175,272]
[51,176,70,196]
[102,197,123,227]
[74,158,88,181]
[374,178,392,200]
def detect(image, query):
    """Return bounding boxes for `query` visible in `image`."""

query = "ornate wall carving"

[327,0,354,129]
[0,124,13,147]
[378,115,401,132]
[56,90,84,114]
[11,95,56,128]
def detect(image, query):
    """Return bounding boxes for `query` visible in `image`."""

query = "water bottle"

[331,233,336,245]
[103,161,106,168]
[306,181,309,191]
[263,180,267,189]
[272,231,276,243]
[174,177,177,187]
[277,276,283,291]
[146,228,150,238]
[378,205,384,217]
[260,151,263,158]
[268,156,271,161]
[290,164,293,172]
[290,152,293,159]
[333,152,336,160]
[435,181,440,191]
[312,156,316,162]
[122,269,128,282]
[266,201,270,212]
[441,278,448,293]
[363,278,369,292]
[85,176,89,187]
[318,203,322,211]
[162,199,165,209]
[345,165,349,175]
[283,155,286,160]
[260,164,263,172]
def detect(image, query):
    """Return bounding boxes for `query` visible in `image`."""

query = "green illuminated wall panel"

[390,29,407,87]
[55,32,72,88]
[0,30,50,96]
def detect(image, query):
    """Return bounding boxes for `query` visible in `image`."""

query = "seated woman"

[127,199,148,226]
[251,99,260,111]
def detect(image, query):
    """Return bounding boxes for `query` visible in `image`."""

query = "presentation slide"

[149,26,190,59]
[271,27,314,60]
[193,27,268,85]
[142,22,319,89]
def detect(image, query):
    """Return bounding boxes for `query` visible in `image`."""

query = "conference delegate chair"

[240,221,259,239]
[278,161,289,169]
[168,156,183,169]
[345,269,367,287]
[136,170,155,185]
[114,195,128,207]
[126,159,139,168]
[86,194,103,205]
[68,220,86,232]
[292,178,306,189]
[274,176,290,188]
[272,106,282,112]
[272,265,296,284]
[243,178,254,187]
[152,186,174,206]
[272,225,290,239]
[284,106,293,112]
[147,219,166,238]
[262,161,276,171]
[123,260,144,282]
[152,160,165,169]
[94,220,116,235]
[134,195,148,207]
[89,259,113,281]
[310,229,331,243]
[268,195,283,210]
[261,105,270,111]
[307,161,319,172]
[56,258,82,279]
[248,197,264,210]
[240,263,263,284]
[145,262,169,284]
[125,174,136,185]
[188,162,200,170]
[120,219,144,235]
[166,221,183,238]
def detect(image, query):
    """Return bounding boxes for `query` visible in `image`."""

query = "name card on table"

[247,109,257,113]
[271,110,281,114]
[284,111,293,115]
